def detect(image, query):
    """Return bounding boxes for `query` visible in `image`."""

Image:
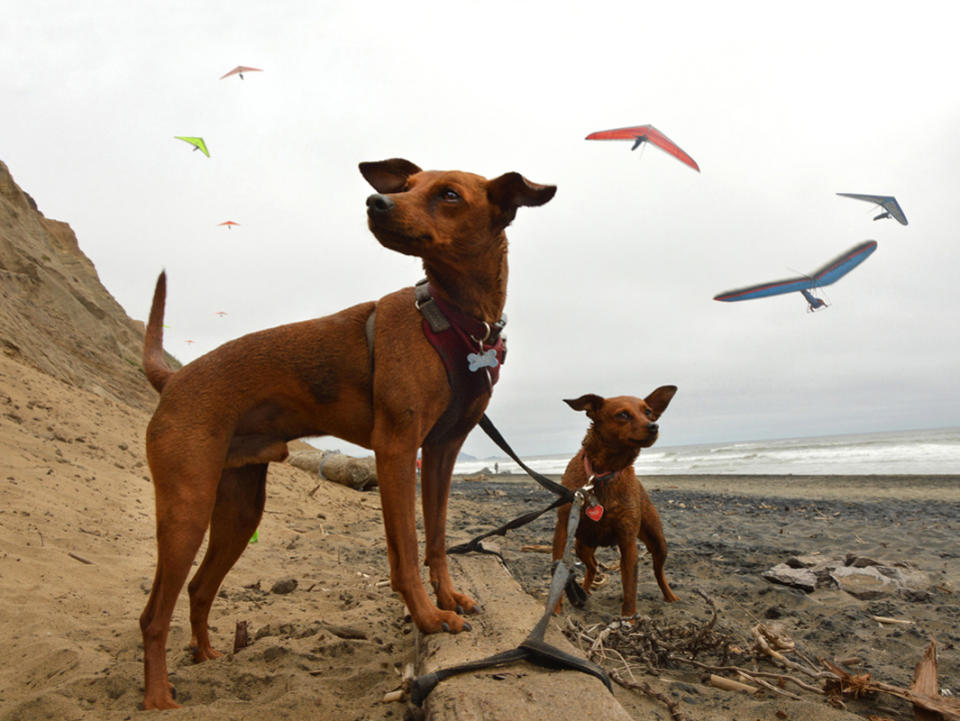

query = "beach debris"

[871,615,913,626]
[286,449,377,491]
[585,124,700,172]
[714,240,878,312]
[823,640,960,720]
[611,670,693,721]
[382,664,415,704]
[763,563,818,593]
[521,544,553,553]
[67,551,94,565]
[174,136,210,157]
[270,577,298,594]
[763,553,930,599]
[233,620,249,653]
[320,621,368,640]
[837,192,908,225]
[709,673,759,694]
[564,588,958,720]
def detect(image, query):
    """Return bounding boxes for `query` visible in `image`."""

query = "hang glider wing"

[218,221,239,229]
[810,240,878,286]
[714,240,878,303]
[174,136,209,157]
[837,193,907,225]
[713,274,814,302]
[585,124,700,172]
[220,65,263,79]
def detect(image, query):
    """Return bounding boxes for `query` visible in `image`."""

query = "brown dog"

[551,388,679,617]
[138,158,555,709]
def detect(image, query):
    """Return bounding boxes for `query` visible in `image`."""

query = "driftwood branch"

[823,643,960,721]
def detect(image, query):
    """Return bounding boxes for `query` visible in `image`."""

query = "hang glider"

[837,193,907,225]
[220,65,263,80]
[218,221,239,229]
[585,124,700,172]
[174,136,209,157]
[714,240,878,312]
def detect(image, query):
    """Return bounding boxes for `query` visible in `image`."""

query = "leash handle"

[478,415,575,503]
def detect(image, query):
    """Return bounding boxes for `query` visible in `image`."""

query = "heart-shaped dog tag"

[585,504,604,522]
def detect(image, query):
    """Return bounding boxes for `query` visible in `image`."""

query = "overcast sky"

[4,1,959,458]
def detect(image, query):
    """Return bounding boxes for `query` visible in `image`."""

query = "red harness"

[414,280,506,442]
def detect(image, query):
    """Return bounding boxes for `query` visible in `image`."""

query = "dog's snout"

[647,422,659,434]
[366,193,395,213]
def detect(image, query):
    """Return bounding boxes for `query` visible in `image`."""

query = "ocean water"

[453,427,960,476]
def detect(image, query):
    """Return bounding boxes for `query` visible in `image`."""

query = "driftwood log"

[286,450,377,491]
[414,551,633,721]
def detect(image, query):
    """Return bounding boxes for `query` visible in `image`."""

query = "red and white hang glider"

[585,124,700,172]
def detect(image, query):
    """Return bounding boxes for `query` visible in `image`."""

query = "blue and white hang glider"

[837,193,908,225]
[714,240,878,312]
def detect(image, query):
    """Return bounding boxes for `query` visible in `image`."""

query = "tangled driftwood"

[562,589,958,720]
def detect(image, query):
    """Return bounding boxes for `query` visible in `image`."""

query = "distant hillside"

[0,160,170,410]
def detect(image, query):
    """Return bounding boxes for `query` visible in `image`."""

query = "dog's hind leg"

[140,462,221,710]
[187,464,268,662]
[421,439,477,615]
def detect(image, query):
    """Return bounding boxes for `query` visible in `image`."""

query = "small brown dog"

[552,388,679,617]
[138,158,555,709]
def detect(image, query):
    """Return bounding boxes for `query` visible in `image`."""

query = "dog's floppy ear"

[645,385,677,417]
[359,158,422,193]
[564,394,604,416]
[487,172,557,227]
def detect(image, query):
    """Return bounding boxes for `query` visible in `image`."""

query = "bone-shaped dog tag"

[467,348,499,372]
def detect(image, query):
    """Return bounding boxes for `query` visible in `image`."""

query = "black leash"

[477,414,574,503]
[407,415,608,705]
[449,414,586,607]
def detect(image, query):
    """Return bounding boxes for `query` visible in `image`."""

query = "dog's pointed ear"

[564,394,604,416]
[359,159,422,193]
[645,386,677,417]
[487,172,557,227]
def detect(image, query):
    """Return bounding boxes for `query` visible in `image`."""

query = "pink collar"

[581,449,616,484]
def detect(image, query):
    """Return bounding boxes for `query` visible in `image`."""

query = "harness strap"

[414,280,451,332]
[365,308,376,368]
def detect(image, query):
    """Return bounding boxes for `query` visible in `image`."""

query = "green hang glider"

[174,136,210,157]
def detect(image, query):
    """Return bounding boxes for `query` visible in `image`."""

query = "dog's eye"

[616,411,631,421]
[645,409,654,419]
[440,189,461,202]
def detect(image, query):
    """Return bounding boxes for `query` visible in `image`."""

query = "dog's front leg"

[421,440,477,618]
[375,442,469,633]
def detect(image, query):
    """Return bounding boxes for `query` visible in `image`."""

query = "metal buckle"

[470,321,492,345]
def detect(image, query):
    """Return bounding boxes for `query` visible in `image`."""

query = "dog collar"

[581,450,617,486]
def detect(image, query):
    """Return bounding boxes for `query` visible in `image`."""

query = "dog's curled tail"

[143,271,174,393]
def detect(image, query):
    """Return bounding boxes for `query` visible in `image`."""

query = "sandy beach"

[2,353,958,720]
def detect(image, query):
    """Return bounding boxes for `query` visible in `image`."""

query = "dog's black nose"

[648,422,659,433]
[366,193,394,213]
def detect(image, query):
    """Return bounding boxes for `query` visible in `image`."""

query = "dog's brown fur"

[552,388,678,617]
[138,158,555,709]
